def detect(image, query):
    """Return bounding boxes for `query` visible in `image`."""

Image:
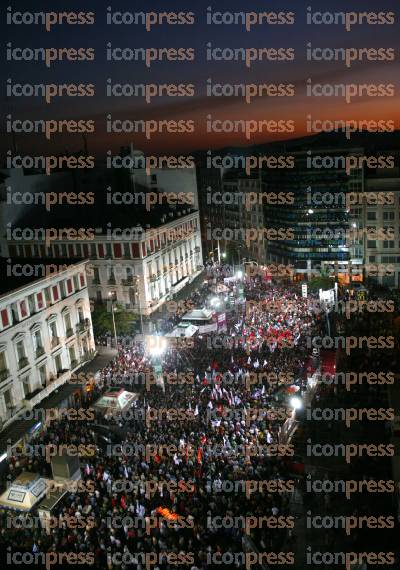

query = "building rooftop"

[13,196,198,233]
[0,257,87,298]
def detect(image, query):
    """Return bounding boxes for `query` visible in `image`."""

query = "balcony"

[107,276,116,285]
[18,356,29,370]
[122,277,134,286]
[35,346,45,359]
[24,371,71,409]
[76,322,85,334]
[0,369,10,382]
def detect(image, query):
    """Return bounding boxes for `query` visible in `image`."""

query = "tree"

[307,275,334,292]
[91,303,137,336]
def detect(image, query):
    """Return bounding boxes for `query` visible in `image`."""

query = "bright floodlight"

[290,397,302,410]
[308,209,314,214]
[147,336,167,356]
[236,271,243,279]
[221,252,227,258]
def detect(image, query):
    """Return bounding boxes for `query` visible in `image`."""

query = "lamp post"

[134,287,144,335]
[108,292,118,350]
[147,336,167,392]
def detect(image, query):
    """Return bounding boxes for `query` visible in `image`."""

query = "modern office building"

[361,152,400,287]
[262,147,362,280]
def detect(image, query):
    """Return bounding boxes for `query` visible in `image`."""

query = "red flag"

[196,447,203,464]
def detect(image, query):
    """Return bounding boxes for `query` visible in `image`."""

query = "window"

[49,322,59,348]
[4,389,13,410]
[367,211,377,220]
[369,256,376,262]
[15,340,27,369]
[33,330,44,357]
[98,244,105,258]
[52,285,60,302]
[367,240,376,249]
[66,279,73,295]
[113,244,122,258]
[68,346,76,368]
[383,241,395,249]
[38,365,47,387]
[0,352,8,380]
[54,354,63,375]
[383,211,395,221]
[64,313,73,338]
[19,300,28,319]
[36,292,44,311]
[79,273,85,288]
[1,309,10,329]
[20,376,30,399]
[77,307,84,324]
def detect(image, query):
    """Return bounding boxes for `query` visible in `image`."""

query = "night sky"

[2,0,399,156]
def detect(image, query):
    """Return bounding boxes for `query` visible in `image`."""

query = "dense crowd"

[0,272,329,569]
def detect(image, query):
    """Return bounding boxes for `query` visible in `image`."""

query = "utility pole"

[108,292,118,350]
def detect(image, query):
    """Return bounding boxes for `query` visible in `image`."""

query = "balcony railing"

[122,277,134,286]
[0,369,10,382]
[35,347,45,359]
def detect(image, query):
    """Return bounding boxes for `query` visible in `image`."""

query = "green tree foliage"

[91,303,137,336]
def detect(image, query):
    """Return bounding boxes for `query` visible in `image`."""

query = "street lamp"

[108,292,118,350]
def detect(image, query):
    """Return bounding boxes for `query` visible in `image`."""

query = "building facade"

[6,209,203,316]
[0,260,95,430]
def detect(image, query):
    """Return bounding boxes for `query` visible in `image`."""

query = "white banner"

[198,323,218,333]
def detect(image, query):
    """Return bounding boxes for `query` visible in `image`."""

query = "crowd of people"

[0,269,334,569]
